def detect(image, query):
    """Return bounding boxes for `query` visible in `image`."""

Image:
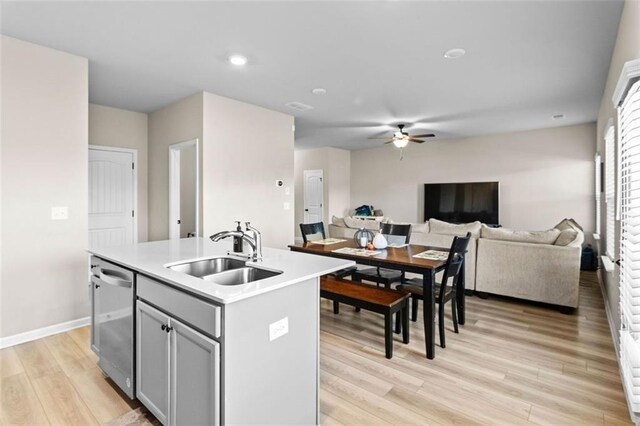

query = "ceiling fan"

[368,124,435,148]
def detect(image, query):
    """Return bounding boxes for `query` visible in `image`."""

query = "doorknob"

[305,209,309,212]
[177,219,181,224]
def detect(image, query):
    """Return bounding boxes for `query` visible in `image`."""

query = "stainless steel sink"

[166,256,282,286]
[203,267,282,286]
[167,257,246,278]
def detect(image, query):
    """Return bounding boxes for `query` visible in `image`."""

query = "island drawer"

[137,275,221,338]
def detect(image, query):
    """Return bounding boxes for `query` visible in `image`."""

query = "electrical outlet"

[51,206,68,220]
[269,317,289,341]
[283,202,290,210]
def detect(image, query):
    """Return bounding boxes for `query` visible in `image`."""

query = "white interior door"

[89,147,135,248]
[303,170,323,224]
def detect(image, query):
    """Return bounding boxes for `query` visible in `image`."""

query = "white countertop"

[88,238,354,304]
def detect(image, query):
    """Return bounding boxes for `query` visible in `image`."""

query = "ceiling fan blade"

[411,133,435,138]
[383,140,395,144]
[368,136,392,139]
[409,138,426,144]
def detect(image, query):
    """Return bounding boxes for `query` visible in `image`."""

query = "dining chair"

[299,222,357,279]
[396,232,471,348]
[351,223,412,288]
[299,222,326,243]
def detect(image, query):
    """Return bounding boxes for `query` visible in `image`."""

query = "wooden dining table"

[289,240,466,359]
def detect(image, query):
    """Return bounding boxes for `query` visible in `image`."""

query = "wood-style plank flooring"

[0,271,631,425]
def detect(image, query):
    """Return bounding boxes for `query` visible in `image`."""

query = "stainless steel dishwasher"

[90,256,136,399]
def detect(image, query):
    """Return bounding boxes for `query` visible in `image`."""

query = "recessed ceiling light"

[311,88,327,95]
[444,48,466,59]
[228,54,248,66]
[553,114,565,120]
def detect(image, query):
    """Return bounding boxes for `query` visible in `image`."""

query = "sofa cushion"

[555,218,583,232]
[481,225,561,245]
[413,222,429,234]
[343,216,386,230]
[429,219,481,238]
[554,229,579,246]
[331,215,346,228]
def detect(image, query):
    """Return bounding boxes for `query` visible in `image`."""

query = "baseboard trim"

[597,268,620,354]
[0,316,90,349]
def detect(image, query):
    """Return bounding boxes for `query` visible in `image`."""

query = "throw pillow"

[554,229,579,246]
[429,218,481,237]
[481,225,561,245]
[412,222,430,234]
[331,216,347,228]
[554,218,584,232]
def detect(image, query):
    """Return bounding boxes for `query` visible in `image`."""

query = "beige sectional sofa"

[475,219,584,309]
[328,217,584,310]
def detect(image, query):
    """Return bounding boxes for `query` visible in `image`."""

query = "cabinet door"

[90,276,100,354]
[170,318,220,426]
[136,301,170,425]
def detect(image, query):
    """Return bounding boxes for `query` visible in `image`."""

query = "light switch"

[51,206,68,220]
[269,317,289,341]
[283,202,290,210]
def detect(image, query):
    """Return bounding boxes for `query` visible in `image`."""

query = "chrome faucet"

[209,223,262,262]
[244,222,263,262]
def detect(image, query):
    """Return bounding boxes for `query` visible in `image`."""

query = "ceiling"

[1,1,624,150]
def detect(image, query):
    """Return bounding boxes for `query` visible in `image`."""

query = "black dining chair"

[299,222,326,243]
[396,232,471,349]
[299,222,357,279]
[351,223,413,288]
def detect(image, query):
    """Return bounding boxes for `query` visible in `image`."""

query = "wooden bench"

[320,276,411,359]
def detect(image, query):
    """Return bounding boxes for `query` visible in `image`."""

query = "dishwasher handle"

[99,270,133,288]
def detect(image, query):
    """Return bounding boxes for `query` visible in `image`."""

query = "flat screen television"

[424,182,499,225]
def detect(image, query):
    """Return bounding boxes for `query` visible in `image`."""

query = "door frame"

[88,144,138,244]
[303,169,323,224]
[169,138,200,240]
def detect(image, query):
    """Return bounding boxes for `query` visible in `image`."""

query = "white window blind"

[606,125,616,259]
[596,153,602,236]
[618,79,640,412]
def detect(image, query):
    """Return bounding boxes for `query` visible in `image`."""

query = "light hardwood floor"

[0,271,632,425]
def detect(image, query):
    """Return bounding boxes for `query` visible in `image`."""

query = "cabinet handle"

[161,324,167,331]
[165,326,173,333]
[95,283,100,289]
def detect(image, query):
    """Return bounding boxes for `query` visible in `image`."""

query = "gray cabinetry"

[171,318,220,426]
[136,301,170,425]
[136,298,220,426]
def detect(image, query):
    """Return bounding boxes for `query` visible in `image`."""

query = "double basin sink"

[167,257,282,286]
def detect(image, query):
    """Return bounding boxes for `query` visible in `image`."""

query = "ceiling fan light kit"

[369,123,435,149]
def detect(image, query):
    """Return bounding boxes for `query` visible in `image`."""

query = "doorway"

[88,146,137,248]
[303,169,323,224]
[169,139,200,239]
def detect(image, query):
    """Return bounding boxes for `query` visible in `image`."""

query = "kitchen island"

[88,237,354,426]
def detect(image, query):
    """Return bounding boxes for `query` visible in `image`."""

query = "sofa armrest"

[475,238,581,308]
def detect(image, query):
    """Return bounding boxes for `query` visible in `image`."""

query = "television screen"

[424,182,499,225]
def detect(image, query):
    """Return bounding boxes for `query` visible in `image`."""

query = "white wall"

[203,92,294,248]
[294,147,351,238]
[89,103,149,242]
[596,0,640,336]
[148,93,203,241]
[1,36,88,338]
[351,123,596,233]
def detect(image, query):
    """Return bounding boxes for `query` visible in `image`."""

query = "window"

[595,152,602,236]
[605,123,616,259]
[618,78,640,413]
